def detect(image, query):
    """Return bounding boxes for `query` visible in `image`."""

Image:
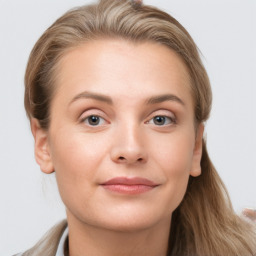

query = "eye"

[83,115,106,126]
[148,115,175,126]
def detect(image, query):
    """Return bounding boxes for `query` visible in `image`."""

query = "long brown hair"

[24,0,256,255]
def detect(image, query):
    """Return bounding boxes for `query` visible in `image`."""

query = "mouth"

[100,177,159,195]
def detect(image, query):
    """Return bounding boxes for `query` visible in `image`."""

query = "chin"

[88,208,171,233]
[98,218,161,233]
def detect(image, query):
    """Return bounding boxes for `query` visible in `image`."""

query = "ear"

[31,118,54,174]
[190,123,204,177]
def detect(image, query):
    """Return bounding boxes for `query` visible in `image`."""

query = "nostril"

[116,156,145,163]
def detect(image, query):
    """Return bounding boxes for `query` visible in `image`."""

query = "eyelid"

[79,108,106,119]
[146,109,176,120]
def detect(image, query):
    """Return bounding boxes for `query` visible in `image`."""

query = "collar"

[55,226,69,256]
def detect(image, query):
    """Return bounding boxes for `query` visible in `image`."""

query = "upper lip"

[101,177,159,186]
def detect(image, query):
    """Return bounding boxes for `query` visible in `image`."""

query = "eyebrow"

[69,91,113,105]
[146,94,185,106]
[69,91,185,107]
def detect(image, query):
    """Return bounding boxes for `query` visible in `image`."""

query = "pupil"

[89,116,100,125]
[154,116,165,125]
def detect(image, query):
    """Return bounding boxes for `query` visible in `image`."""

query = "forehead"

[54,39,193,107]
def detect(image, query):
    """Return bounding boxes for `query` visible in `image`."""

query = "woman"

[15,0,256,255]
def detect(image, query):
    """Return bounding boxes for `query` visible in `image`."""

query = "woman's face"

[33,39,203,232]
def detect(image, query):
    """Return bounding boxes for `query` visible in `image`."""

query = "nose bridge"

[110,119,147,164]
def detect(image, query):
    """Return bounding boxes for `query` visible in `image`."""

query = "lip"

[100,177,159,195]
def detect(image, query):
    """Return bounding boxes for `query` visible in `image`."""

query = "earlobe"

[31,118,54,174]
[190,123,204,177]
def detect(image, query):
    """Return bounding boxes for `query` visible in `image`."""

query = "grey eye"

[83,115,106,126]
[153,116,166,125]
[148,115,174,126]
[88,115,100,125]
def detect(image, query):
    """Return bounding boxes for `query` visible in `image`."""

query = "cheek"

[48,129,110,200]
[150,131,194,209]
[152,130,195,174]
[50,127,108,169]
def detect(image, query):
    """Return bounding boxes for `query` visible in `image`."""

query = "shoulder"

[13,219,67,256]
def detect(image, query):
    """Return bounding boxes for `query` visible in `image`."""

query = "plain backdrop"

[0,0,255,255]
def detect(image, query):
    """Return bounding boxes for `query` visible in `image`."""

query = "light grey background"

[0,0,255,255]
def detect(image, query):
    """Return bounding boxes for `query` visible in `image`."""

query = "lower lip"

[101,184,155,194]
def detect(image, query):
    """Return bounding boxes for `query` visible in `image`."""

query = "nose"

[110,124,148,165]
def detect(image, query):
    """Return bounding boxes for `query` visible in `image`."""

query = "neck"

[66,213,171,256]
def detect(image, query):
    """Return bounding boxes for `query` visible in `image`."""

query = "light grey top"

[13,220,68,256]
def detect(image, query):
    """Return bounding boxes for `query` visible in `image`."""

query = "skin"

[243,208,256,222]
[32,39,204,256]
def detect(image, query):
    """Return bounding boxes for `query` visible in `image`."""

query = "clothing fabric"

[55,227,69,256]
[13,220,68,256]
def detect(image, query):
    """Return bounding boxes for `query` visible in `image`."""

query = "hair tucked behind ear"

[24,0,256,255]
